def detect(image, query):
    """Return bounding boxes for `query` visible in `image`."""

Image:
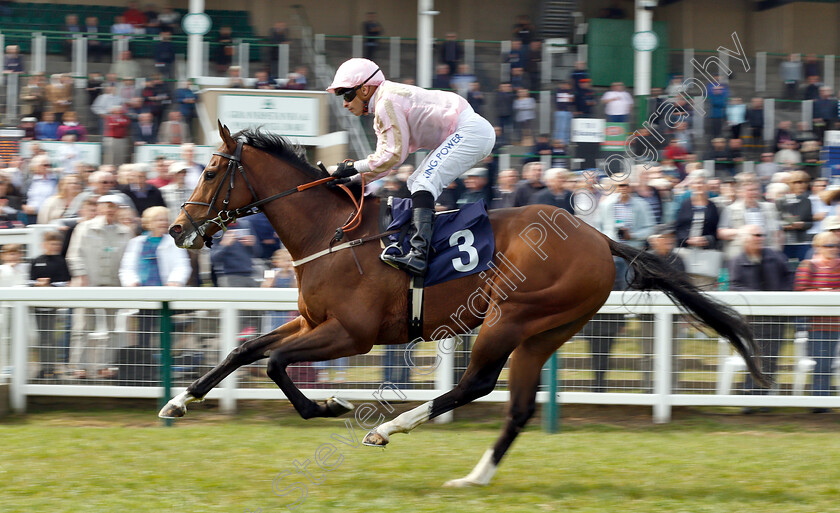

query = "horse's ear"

[218,120,235,148]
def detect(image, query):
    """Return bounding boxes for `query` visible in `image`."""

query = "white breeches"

[407,110,496,199]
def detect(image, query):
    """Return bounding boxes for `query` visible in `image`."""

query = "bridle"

[180,139,363,248]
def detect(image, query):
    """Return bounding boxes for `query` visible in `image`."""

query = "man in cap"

[326,58,496,276]
[66,194,134,379]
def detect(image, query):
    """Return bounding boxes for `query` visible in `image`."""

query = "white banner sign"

[571,118,605,143]
[20,141,102,167]
[217,95,320,137]
[824,130,840,147]
[133,144,215,166]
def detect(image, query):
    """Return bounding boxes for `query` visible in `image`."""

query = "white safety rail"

[1,288,839,423]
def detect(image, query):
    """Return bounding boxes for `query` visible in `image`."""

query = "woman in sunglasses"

[326,58,495,276]
[794,230,840,406]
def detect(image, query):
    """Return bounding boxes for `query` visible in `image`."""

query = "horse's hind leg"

[159,317,306,418]
[362,324,523,446]
[444,316,594,488]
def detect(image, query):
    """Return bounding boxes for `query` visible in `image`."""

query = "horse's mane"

[233,128,329,181]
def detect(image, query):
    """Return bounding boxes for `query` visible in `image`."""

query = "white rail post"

[352,34,362,58]
[653,311,673,423]
[219,304,238,414]
[10,302,28,412]
[434,337,455,424]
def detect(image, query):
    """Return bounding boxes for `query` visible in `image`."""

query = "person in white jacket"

[119,205,191,384]
[120,205,191,287]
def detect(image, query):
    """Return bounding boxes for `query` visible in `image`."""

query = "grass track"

[2,406,840,513]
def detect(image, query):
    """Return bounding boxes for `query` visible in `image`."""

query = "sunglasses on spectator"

[335,68,381,103]
[822,244,839,248]
[752,233,765,237]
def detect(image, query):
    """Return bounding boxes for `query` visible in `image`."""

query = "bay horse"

[160,122,768,487]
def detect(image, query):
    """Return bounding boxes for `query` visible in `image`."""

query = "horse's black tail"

[606,235,772,389]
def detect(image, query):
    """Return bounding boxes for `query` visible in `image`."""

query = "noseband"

[180,140,260,248]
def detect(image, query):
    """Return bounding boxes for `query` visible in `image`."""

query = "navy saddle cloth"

[382,198,495,286]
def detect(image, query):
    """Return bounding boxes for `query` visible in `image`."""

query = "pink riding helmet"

[326,58,385,93]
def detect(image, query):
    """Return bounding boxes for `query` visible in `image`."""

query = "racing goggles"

[336,68,381,103]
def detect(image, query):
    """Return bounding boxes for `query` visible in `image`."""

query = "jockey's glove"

[333,160,359,179]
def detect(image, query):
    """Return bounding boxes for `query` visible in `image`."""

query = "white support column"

[434,337,455,424]
[465,38,475,73]
[389,37,400,80]
[32,32,46,74]
[633,0,653,97]
[277,43,289,80]
[498,152,511,171]
[683,48,694,81]
[541,39,552,86]
[653,312,673,424]
[417,0,436,88]
[219,304,238,414]
[500,40,511,83]
[237,41,249,78]
[314,33,325,55]
[704,159,715,176]
[5,72,18,123]
[352,34,362,58]
[742,160,755,175]
[187,0,206,79]
[802,99,813,130]
[540,90,551,135]
[201,41,209,77]
[825,55,835,92]
[719,51,730,84]
[10,302,27,413]
[577,43,587,66]
[756,52,766,93]
[763,98,774,142]
[72,34,87,88]
[541,153,552,169]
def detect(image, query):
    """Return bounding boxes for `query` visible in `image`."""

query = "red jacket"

[104,114,130,139]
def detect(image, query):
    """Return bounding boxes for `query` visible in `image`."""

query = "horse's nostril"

[171,224,183,234]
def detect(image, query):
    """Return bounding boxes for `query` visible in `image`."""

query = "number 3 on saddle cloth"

[382,198,495,286]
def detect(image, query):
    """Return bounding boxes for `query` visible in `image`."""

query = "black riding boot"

[384,206,434,276]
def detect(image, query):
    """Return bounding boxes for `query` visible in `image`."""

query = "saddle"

[378,197,496,341]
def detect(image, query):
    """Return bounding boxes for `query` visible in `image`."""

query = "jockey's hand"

[333,160,358,179]
[327,176,352,189]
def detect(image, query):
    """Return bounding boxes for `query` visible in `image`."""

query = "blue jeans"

[607,114,628,123]
[553,110,573,143]
[808,330,839,396]
[383,343,411,386]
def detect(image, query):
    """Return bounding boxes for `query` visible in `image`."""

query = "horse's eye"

[205,171,216,180]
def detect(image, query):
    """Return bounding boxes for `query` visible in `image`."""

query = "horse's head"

[170,121,260,249]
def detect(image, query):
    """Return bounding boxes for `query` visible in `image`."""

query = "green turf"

[2,408,840,513]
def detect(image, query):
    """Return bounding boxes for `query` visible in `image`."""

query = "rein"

[180,140,366,249]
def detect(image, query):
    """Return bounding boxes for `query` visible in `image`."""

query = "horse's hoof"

[443,477,486,488]
[326,396,354,417]
[158,401,186,419]
[362,430,389,447]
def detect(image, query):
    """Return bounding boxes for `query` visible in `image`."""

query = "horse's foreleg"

[265,318,366,420]
[362,326,520,447]
[158,317,306,418]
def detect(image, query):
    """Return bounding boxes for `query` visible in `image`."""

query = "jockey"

[327,58,495,276]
